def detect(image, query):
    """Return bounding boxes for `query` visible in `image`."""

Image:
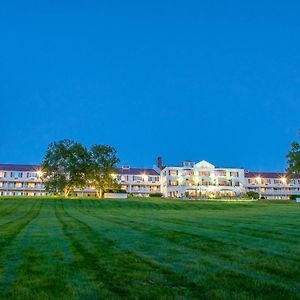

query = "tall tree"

[287,130,300,176]
[41,139,90,197]
[89,144,120,198]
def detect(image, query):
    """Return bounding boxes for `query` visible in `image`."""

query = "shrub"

[246,191,260,199]
[149,192,163,198]
[290,195,300,200]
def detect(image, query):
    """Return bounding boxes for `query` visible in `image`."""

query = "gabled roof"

[194,160,215,169]
[0,164,40,172]
[117,168,159,176]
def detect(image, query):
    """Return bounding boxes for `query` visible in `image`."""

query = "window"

[15,182,22,188]
[149,176,159,182]
[182,170,193,176]
[0,172,4,178]
[133,176,142,182]
[169,170,178,176]
[230,172,239,177]
[200,171,210,176]
[121,175,128,182]
[215,171,227,177]
[169,180,178,186]
[27,172,37,178]
[261,179,271,185]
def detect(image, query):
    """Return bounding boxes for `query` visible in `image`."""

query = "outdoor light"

[255,177,261,184]
[37,170,43,178]
[281,177,287,184]
[193,177,199,184]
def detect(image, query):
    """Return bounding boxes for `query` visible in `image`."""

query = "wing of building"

[0,163,160,197]
[245,171,300,199]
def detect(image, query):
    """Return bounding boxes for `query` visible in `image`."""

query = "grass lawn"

[0,197,299,300]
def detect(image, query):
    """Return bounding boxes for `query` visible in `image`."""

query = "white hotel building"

[0,158,300,199]
[0,164,160,197]
[245,171,300,200]
[161,160,245,198]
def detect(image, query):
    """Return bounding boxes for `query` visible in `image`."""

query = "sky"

[0,0,299,171]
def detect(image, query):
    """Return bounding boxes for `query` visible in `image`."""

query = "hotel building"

[0,164,160,197]
[0,164,45,196]
[245,171,300,200]
[161,160,245,198]
[1,159,300,199]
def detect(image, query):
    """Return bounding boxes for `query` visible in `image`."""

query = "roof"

[0,164,40,172]
[117,168,159,176]
[0,164,159,176]
[245,171,300,179]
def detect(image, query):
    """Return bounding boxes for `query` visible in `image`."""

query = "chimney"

[157,156,163,170]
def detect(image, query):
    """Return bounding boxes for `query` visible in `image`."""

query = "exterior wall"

[1,163,300,200]
[117,171,161,196]
[0,168,46,196]
[0,165,160,197]
[245,173,300,200]
[161,161,245,198]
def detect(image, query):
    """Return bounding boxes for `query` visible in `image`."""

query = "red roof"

[0,164,40,172]
[245,171,300,179]
[117,168,159,176]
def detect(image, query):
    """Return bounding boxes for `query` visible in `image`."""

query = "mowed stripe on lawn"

[57,199,205,299]
[0,198,299,300]
[69,200,300,299]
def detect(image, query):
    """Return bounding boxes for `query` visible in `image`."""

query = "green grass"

[0,197,299,299]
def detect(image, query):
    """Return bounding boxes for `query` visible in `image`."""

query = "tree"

[41,140,90,197]
[89,144,120,198]
[287,130,300,176]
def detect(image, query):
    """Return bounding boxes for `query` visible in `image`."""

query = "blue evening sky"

[0,0,299,171]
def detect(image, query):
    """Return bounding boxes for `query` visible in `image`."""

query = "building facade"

[161,160,245,198]
[0,164,160,197]
[245,172,300,200]
[0,164,45,196]
[117,166,161,195]
[1,160,300,199]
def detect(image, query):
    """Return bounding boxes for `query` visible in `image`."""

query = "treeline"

[41,139,120,197]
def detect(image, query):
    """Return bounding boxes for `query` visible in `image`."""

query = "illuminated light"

[141,174,148,181]
[110,173,117,179]
[255,177,261,184]
[193,177,199,184]
[281,177,287,184]
[37,170,43,178]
